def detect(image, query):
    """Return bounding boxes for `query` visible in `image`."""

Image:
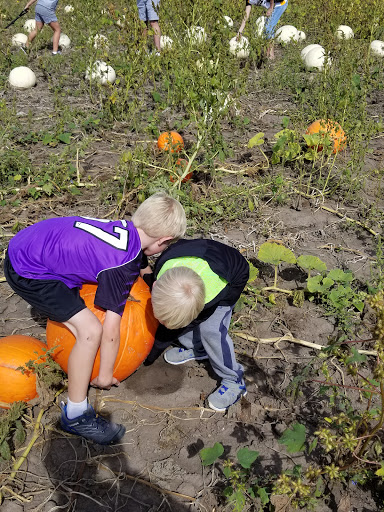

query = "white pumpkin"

[57,33,71,49]
[86,60,116,84]
[336,25,354,39]
[223,16,233,28]
[300,44,323,60]
[229,36,250,59]
[255,16,266,36]
[297,31,306,42]
[9,66,36,90]
[370,40,384,57]
[187,26,207,45]
[90,34,109,49]
[23,19,36,32]
[304,46,331,71]
[276,25,299,43]
[160,35,173,49]
[64,5,74,13]
[11,33,28,47]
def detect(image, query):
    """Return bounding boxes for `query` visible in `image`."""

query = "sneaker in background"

[60,402,125,444]
[164,347,209,365]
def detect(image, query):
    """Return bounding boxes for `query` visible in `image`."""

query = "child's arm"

[24,0,37,10]
[140,265,155,288]
[237,5,252,37]
[90,310,121,389]
[266,0,275,16]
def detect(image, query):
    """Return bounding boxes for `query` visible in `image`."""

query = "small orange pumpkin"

[46,277,158,382]
[0,335,46,408]
[170,158,193,183]
[157,131,184,153]
[306,119,346,154]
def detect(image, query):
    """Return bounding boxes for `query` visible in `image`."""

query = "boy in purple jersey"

[4,192,186,445]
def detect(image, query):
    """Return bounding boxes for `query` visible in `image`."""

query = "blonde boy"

[146,239,249,412]
[4,192,186,444]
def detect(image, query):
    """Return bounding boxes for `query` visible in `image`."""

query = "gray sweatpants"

[179,305,244,383]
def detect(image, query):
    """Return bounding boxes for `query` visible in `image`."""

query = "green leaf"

[345,347,367,365]
[282,116,290,129]
[279,423,306,453]
[228,489,246,511]
[248,132,265,148]
[308,437,318,454]
[307,275,323,293]
[152,91,162,103]
[375,462,384,477]
[258,487,269,505]
[258,242,296,266]
[248,198,254,211]
[223,466,231,478]
[353,300,365,312]
[57,132,71,144]
[237,447,259,468]
[42,133,55,145]
[42,183,53,195]
[248,262,259,282]
[322,277,335,290]
[200,442,224,466]
[297,255,327,273]
[0,441,11,461]
[328,269,354,283]
[223,485,234,497]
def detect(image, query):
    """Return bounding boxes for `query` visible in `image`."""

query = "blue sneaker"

[164,347,209,365]
[208,380,247,412]
[60,402,126,444]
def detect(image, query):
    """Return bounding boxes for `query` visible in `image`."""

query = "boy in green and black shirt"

[144,239,249,412]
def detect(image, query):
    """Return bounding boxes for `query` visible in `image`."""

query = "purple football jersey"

[8,217,143,315]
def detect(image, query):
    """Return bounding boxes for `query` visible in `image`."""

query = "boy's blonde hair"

[132,192,186,239]
[151,267,205,330]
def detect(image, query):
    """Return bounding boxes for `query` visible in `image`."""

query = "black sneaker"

[60,402,126,444]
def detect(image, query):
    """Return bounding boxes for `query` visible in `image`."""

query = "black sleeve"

[95,261,141,315]
[141,254,149,269]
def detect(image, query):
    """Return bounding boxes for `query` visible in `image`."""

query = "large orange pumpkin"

[306,119,346,154]
[157,131,184,153]
[0,335,47,407]
[46,277,158,382]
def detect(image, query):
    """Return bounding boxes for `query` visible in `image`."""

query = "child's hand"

[266,7,273,16]
[90,375,120,390]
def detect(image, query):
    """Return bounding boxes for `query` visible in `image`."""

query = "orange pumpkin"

[157,131,184,153]
[306,119,346,154]
[170,158,193,183]
[0,335,47,407]
[46,277,158,382]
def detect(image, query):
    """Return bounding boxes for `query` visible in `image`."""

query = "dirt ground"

[1,49,384,512]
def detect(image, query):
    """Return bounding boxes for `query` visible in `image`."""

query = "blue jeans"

[265,0,288,39]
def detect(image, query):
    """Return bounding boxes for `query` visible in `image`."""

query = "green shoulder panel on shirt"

[157,257,228,304]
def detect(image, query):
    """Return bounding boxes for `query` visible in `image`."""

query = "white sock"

[66,398,88,419]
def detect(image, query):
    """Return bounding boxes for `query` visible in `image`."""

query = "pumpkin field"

[1,0,384,510]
